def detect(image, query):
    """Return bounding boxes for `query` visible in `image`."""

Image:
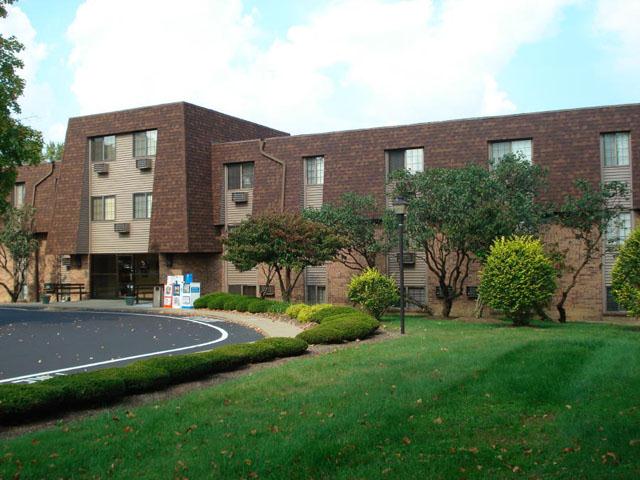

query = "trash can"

[41,294,50,305]
[125,295,136,306]
[153,286,163,308]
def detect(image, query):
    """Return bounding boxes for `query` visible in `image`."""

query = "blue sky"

[5,0,640,142]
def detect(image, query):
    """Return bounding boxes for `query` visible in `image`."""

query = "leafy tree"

[0,0,44,213]
[43,141,64,163]
[479,236,557,326]
[553,180,628,322]
[0,206,38,302]
[389,153,548,317]
[303,192,389,271]
[347,268,399,320]
[223,213,341,302]
[611,227,640,317]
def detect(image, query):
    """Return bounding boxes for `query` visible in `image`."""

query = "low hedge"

[297,304,332,323]
[285,303,307,318]
[297,312,380,344]
[195,292,289,315]
[0,337,308,425]
[308,305,360,323]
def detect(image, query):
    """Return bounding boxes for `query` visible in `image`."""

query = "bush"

[207,294,229,310]
[297,304,332,322]
[297,312,380,344]
[267,301,290,314]
[0,337,309,425]
[285,303,307,318]
[347,268,399,320]
[479,236,557,326]
[308,305,360,323]
[247,298,270,313]
[612,227,640,317]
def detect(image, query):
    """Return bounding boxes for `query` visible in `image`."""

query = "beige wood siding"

[304,184,323,209]
[305,265,327,285]
[89,134,154,254]
[387,249,428,289]
[226,262,258,286]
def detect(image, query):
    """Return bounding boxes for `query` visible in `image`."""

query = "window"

[91,195,116,221]
[388,148,424,175]
[134,130,158,157]
[228,285,256,297]
[607,211,632,247]
[490,139,532,164]
[133,193,152,219]
[305,156,324,185]
[13,183,25,208]
[306,285,326,304]
[602,132,630,167]
[227,162,254,190]
[407,287,426,306]
[606,286,623,312]
[91,135,116,162]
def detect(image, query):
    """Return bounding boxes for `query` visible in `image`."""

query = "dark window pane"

[134,132,147,157]
[103,136,116,161]
[228,285,242,294]
[133,193,147,219]
[227,164,241,189]
[242,162,254,188]
[242,285,257,297]
[306,285,316,304]
[92,137,103,162]
[91,197,103,220]
[317,286,326,303]
[388,150,405,174]
[606,286,622,312]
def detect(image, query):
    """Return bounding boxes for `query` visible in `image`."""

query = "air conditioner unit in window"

[61,255,72,267]
[435,285,453,299]
[93,163,109,174]
[114,223,130,234]
[260,285,275,297]
[396,252,415,265]
[231,191,248,204]
[466,285,478,299]
[136,158,152,170]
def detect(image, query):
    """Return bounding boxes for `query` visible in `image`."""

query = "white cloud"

[67,0,575,133]
[594,0,640,73]
[0,5,58,139]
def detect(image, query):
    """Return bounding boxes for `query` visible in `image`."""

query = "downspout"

[31,161,55,301]
[259,140,286,212]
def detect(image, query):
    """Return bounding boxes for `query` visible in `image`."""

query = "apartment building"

[3,101,639,320]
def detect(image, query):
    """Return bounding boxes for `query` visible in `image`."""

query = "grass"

[2,316,640,479]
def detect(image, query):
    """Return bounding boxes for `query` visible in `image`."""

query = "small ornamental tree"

[479,236,557,326]
[553,180,628,322]
[223,213,341,303]
[347,268,399,320]
[303,192,389,271]
[0,206,38,302]
[611,227,640,317]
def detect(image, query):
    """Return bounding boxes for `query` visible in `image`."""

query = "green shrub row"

[194,292,289,314]
[285,303,360,324]
[0,337,308,425]
[297,311,380,344]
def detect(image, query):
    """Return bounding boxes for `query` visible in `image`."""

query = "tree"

[611,227,640,317]
[303,192,389,271]
[0,206,38,302]
[553,180,628,322]
[389,153,548,317]
[347,268,399,319]
[223,213,341,302]
[43,141,64,163]
[0,0,44,213]
[479,236,557,326]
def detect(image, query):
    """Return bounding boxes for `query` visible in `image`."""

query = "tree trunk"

[474,297,484,318]
[556,291,568,323]
[442,297,452,318]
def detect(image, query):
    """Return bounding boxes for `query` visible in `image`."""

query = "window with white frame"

[602,132,630,167]
[490,139,532,164]
[13,183,25,208]
[133,192,153,219]
[91,135,116,162]
[305,156,324,185]
[133,130,158,157]
[227,162,254,190]
[306,284,326,304]
[387,148,424,175]
[607,211,632,247]
[91,195,116,221]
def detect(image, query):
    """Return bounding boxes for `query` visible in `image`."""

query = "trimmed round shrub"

[309,305,359,323]
[285,303,307,318]
[247,298,270,313]
[479,236,557,326]
[208,293,229,310]
[297,313,380,344]
[193,293,214,309]
[233,296,255,312]
[612,227,640,317]
[297,304,332,322]
[347,268,399,320]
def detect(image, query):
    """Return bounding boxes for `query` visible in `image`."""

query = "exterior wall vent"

[260,285,275,297]
[114,223,131,234]
[231,191,249,204]
[93,163,109,174]
[396,252,416,265]
[136,158,152,170]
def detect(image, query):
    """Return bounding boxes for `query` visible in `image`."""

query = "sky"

[3,0,640,142]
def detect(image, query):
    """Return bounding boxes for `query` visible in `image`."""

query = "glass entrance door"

[117,255,134,297]
[91,254,159,299]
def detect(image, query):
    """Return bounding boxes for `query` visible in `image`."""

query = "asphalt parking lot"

[0,307,262,384]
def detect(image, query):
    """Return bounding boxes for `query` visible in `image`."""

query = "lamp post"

[392,197,408,335]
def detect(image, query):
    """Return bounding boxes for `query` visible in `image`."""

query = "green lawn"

[2,317,640,479]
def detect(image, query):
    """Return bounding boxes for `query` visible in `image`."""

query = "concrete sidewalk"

[0,300,303,338]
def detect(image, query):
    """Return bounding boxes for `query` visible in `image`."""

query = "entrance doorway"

[90,254,159,299]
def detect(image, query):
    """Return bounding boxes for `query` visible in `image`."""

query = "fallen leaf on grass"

[433,417,444,425]
[629,439,640,446]
[402,437,411,445]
